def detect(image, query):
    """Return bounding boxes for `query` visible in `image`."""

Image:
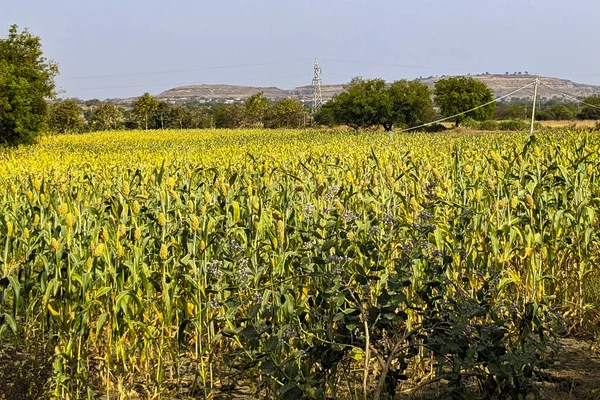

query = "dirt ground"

[1,338,599,399]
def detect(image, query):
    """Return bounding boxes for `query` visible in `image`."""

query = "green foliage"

[46,100,86,134]
[214,103,245,128]
[536,104,577,121]
[322,77,433,132]
[330,77,390,132]
[434,77,495,126]
[244,92,270,127]
[496,103,527,120]
[498,120,530,131]
[131,92,159,130]
[387,79,435,129]
[264,98,307,128]
[313,101,337,127]
[0,25,58,145]
[90,103,123,131]
[577,97,600,120]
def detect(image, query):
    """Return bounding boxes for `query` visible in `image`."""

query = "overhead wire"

[538,81,600,111]
[396,80,538,133]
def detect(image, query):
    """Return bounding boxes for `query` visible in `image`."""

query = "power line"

[61,59,312,80]
[397,80,538,133]
[538,81,600,110]
[69,74,309,92]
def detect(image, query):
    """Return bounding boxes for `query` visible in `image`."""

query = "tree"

[497,103,527,120]
[168,105,189,129]
[46,100,86,133]
[264,98,308,129]
[244,92,269,127]
[214,104,245,128]
[0,25,58,145]
[149,101,170,129]
[434,77,495,127]
[90,103,123,131]
[313,101,337,126]
[132,92,159,130]
[387,80,434,129]
[578,97,600,120]
[189,106,210,129]
[330,77,390,132]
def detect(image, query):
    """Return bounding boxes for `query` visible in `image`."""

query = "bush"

[478,120,499,130]
[422,123,447,133]
[498,120,529,131]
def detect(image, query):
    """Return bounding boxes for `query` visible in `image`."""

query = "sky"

[3,0,600,100]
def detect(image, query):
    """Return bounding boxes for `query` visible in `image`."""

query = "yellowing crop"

[0,128,599,398]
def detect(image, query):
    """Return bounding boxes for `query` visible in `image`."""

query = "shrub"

[498,120,529,131]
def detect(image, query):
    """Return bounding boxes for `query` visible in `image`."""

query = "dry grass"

[540,120,599,129]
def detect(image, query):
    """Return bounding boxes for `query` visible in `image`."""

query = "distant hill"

[108,74,600,105]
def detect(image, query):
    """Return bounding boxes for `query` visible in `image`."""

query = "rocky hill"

[109,75,600,105]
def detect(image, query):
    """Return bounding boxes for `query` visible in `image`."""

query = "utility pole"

[530,78,539,134]
[312,58,323,113]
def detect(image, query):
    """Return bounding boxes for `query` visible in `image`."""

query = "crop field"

[1,129,600,399]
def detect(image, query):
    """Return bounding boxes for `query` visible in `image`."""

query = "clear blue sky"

[3,0,599,100]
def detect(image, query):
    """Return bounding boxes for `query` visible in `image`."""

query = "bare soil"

[1,338,599,399]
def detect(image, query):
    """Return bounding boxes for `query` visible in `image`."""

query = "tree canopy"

[46,100,86,133]
[434,77,495,126]
[0,24,58,145]
[577,97,600,120]
[264,98,307,129]
[132,93,159,130]
[90,103,123,131]
[316,77,434,132]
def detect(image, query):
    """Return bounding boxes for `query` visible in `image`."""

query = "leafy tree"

[132,92,159,130]
[189,106,211,129]
[495,103,527,120]
[244,92,269,127]
[168,105,189,129]
[0,25,58,145]
[387,80,434,129]
[149,101,170,129]
[330,77,390,132]
[90,103,123,131]
[578,96,600,120]
[214,104,245,128]
[434,77,495,127]
[46,100,86,133]
[264,98,308,129]
[313,101,337,127]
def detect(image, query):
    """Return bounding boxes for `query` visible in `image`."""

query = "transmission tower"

[312,58,323,113]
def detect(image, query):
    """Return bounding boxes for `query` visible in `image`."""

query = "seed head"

[51,238,59,252]
[57,204,68,217]
[93,243,105,258]
[65,213,74,229]
[525,194,535,209]
[134,227,142,241]
[160,244,168,260]
[277,220,285,245]
[158,212,166,227]
[132,200,141,214]
[191,216,200,232]
[511,196,519,209]
[187,200,194,213]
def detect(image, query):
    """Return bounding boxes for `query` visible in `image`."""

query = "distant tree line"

[44,92,311,134]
